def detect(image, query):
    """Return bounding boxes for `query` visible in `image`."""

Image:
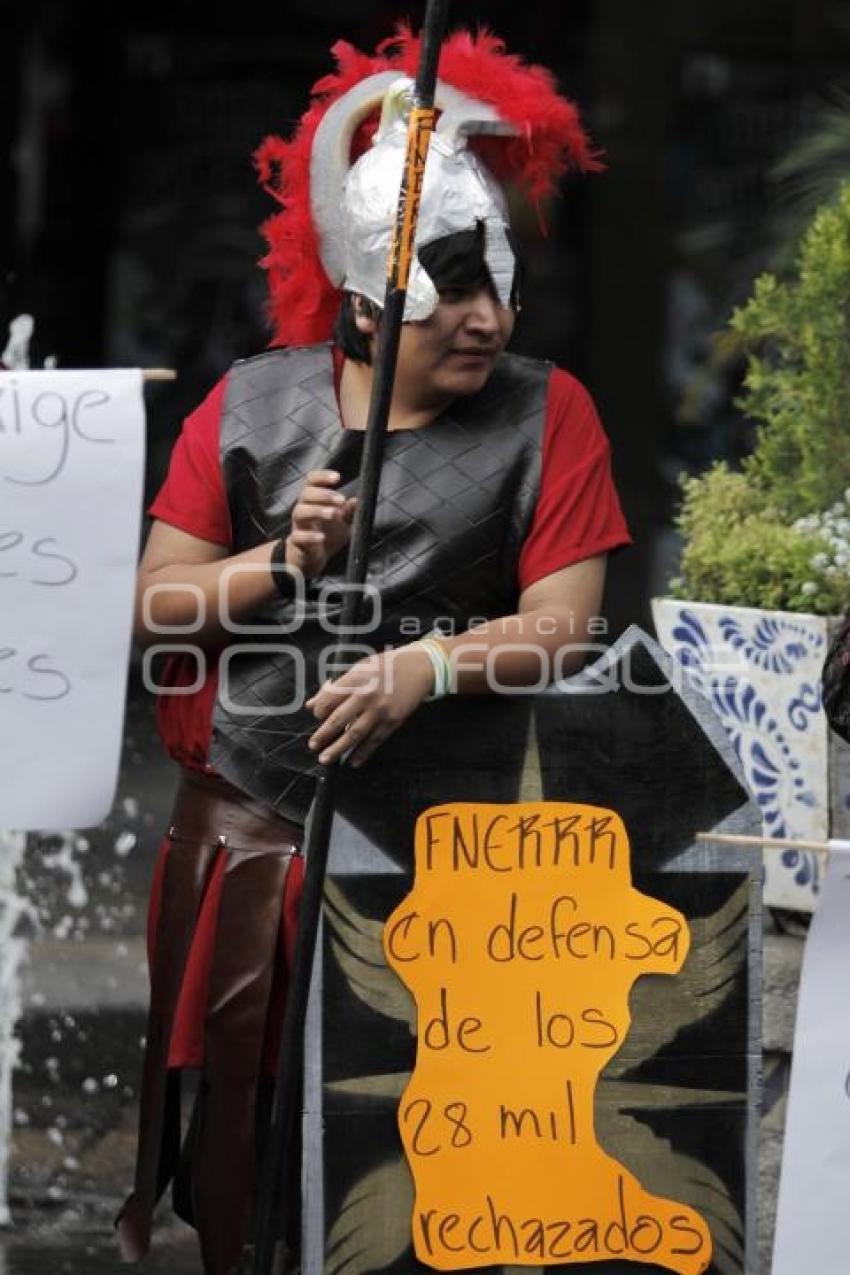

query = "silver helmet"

[310,74,521,321]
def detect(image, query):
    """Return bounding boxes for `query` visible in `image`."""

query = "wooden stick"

[697,831,831,853]
[3,368,176,380]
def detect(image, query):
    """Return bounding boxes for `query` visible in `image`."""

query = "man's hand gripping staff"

[284,469,357,577]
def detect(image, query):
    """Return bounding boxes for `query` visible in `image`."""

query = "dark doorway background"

[3,0,849,633]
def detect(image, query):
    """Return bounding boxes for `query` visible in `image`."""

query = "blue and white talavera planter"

[652,598,850,912]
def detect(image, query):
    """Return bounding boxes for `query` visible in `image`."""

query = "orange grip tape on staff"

[388,106,439,290]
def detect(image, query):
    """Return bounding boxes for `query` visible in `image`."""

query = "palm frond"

[596,1107,745,1275]
[323,878,416,1029]
[325,1159,414,1275]
[770,87,850,260]
[608,881,748,1076]
[324,1072,410,1101]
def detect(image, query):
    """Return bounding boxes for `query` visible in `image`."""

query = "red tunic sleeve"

[517,368,631,592]
[146,377,231,769]
[148,376,232,545]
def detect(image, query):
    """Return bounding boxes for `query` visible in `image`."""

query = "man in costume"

[117,27,631,1275]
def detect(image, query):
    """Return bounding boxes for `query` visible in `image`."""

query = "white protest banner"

[0,369,145,830]
[772,839,850,1274]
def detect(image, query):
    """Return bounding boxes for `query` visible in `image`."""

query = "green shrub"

[671,466,849,614]
[673,184,850,613]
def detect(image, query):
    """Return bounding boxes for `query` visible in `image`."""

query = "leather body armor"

[210,344,550,816]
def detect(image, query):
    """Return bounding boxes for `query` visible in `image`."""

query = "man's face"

[393,280,516,408]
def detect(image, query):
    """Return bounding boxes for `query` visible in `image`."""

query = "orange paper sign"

[384,801,712,1273]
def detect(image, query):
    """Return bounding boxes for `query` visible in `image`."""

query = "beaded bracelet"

[417,635,454,701]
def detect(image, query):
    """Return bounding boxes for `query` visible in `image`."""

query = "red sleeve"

[147,376,232,546]
[517,368,631,592]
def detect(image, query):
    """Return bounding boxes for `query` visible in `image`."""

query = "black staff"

[252,3,451,1270]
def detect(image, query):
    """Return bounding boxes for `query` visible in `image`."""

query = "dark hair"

[333,293,381,365]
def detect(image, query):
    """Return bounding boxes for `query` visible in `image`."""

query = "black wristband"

[269,539,297,600]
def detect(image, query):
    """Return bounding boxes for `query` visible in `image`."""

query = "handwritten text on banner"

[385,801,712,1273]
[0,369,145,830]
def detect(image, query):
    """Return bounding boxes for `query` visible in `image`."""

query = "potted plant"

[653,184,850,910]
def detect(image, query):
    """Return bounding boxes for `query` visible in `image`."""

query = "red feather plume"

[254,27,602,348]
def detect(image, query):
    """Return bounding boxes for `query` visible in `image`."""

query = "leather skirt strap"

[118,769,304,1270]
[118,834,217,1262]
